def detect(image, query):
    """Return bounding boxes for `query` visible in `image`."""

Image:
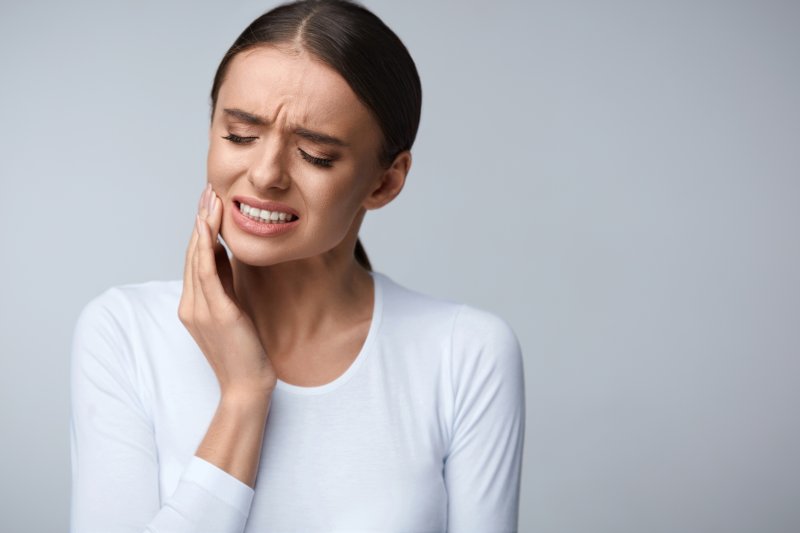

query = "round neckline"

[274,270,384,396]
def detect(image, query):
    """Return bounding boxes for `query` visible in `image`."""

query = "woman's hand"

[179,183,277,399]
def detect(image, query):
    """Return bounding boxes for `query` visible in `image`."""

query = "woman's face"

[207,45,396,266]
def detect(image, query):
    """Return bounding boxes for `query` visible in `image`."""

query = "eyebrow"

[222,107,349,147]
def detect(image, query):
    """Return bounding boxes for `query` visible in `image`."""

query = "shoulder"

[77,279,182,321]
[73,279,183,348]
[452,303,521,355]
[71,280,184,393]
[373,271,463,336]
[447,304,525,415]
[375,272,528,421]
[374,271,522,360]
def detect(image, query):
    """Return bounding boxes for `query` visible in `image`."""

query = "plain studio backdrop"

[1,0,798,531]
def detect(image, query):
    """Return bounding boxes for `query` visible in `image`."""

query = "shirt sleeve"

[69,288,255,533]
[444,305,526,533]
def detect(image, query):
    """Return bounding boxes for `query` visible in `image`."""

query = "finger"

[196,211,233,319]
[206,189,227,267]
[206,191,237,302]
[192,184,213,308]
[193,214,210,318]
[207,191,223,248]
[183,196,204,287]
[181,185,209,315]
[194,184,214,317]
[180,219,198,314]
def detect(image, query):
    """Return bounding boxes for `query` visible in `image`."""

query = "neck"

[230,243,374,358]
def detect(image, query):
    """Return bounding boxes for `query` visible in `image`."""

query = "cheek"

[318,165,373,214]
[306,182,348,218]
[207,142,241,190]
[207,142,223,180]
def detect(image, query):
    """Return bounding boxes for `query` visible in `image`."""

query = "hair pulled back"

[209,0,423,272]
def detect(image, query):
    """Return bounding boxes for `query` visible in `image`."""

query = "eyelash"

[298,150,334,168]
[221,133,334,168]
[222,133,257,144]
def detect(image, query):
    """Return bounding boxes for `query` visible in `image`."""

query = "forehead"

[216,45,374,136]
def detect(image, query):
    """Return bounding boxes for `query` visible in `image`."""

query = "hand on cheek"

[179,183,277,397]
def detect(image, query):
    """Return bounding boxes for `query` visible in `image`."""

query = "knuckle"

[177,305,192,326]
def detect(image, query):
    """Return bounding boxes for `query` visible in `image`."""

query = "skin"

[178,44,412,487]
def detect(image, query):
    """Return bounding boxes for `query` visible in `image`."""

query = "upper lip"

[233,195,300,217]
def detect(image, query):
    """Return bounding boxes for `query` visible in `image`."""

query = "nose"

[247,134,291,192]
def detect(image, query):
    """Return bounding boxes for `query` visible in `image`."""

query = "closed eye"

[222,133,257,144]
[221,133,334,168]
[298,148,334,168]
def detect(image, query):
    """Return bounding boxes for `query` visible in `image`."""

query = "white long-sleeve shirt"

[69,270,525,533]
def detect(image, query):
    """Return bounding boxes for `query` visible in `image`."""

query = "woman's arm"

[71,188,276,532]
[70,290,266,533]
[443,305,527,533]
[184,185,278,489]
[195,390,272,490]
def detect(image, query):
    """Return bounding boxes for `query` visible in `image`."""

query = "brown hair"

[209,0,422,271]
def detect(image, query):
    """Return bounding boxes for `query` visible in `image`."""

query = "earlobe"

[364,150,412,211]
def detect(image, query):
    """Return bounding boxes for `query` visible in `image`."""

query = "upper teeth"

[239,202,296,222]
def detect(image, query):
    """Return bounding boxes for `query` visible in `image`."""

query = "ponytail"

[354,237,372,271]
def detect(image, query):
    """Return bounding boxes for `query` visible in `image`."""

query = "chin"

[220,212,307,264]
[231,244,295,267]
[221,222,350,268]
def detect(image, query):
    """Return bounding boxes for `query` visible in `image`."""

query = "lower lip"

[232,203,300,236]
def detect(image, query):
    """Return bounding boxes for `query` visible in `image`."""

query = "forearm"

[195,391,272,488]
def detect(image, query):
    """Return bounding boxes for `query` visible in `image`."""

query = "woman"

[70,1,525,531]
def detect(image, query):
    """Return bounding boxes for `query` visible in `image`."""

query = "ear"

[362,150,412,211]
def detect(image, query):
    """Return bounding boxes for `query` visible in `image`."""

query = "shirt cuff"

[182,455,255,517]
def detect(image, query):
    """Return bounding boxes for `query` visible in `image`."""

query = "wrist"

[220,387,273,412]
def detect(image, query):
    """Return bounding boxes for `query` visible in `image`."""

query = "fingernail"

[195,214,202,234]
[210,195,218,215]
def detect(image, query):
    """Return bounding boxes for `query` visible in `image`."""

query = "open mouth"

[234,200,299,224]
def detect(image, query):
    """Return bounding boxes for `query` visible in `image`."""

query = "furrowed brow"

[222,108,267,125]
[222,108,348,147]
[293,127,348,147]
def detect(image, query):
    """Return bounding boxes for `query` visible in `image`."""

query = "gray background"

[1,0,798,531]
